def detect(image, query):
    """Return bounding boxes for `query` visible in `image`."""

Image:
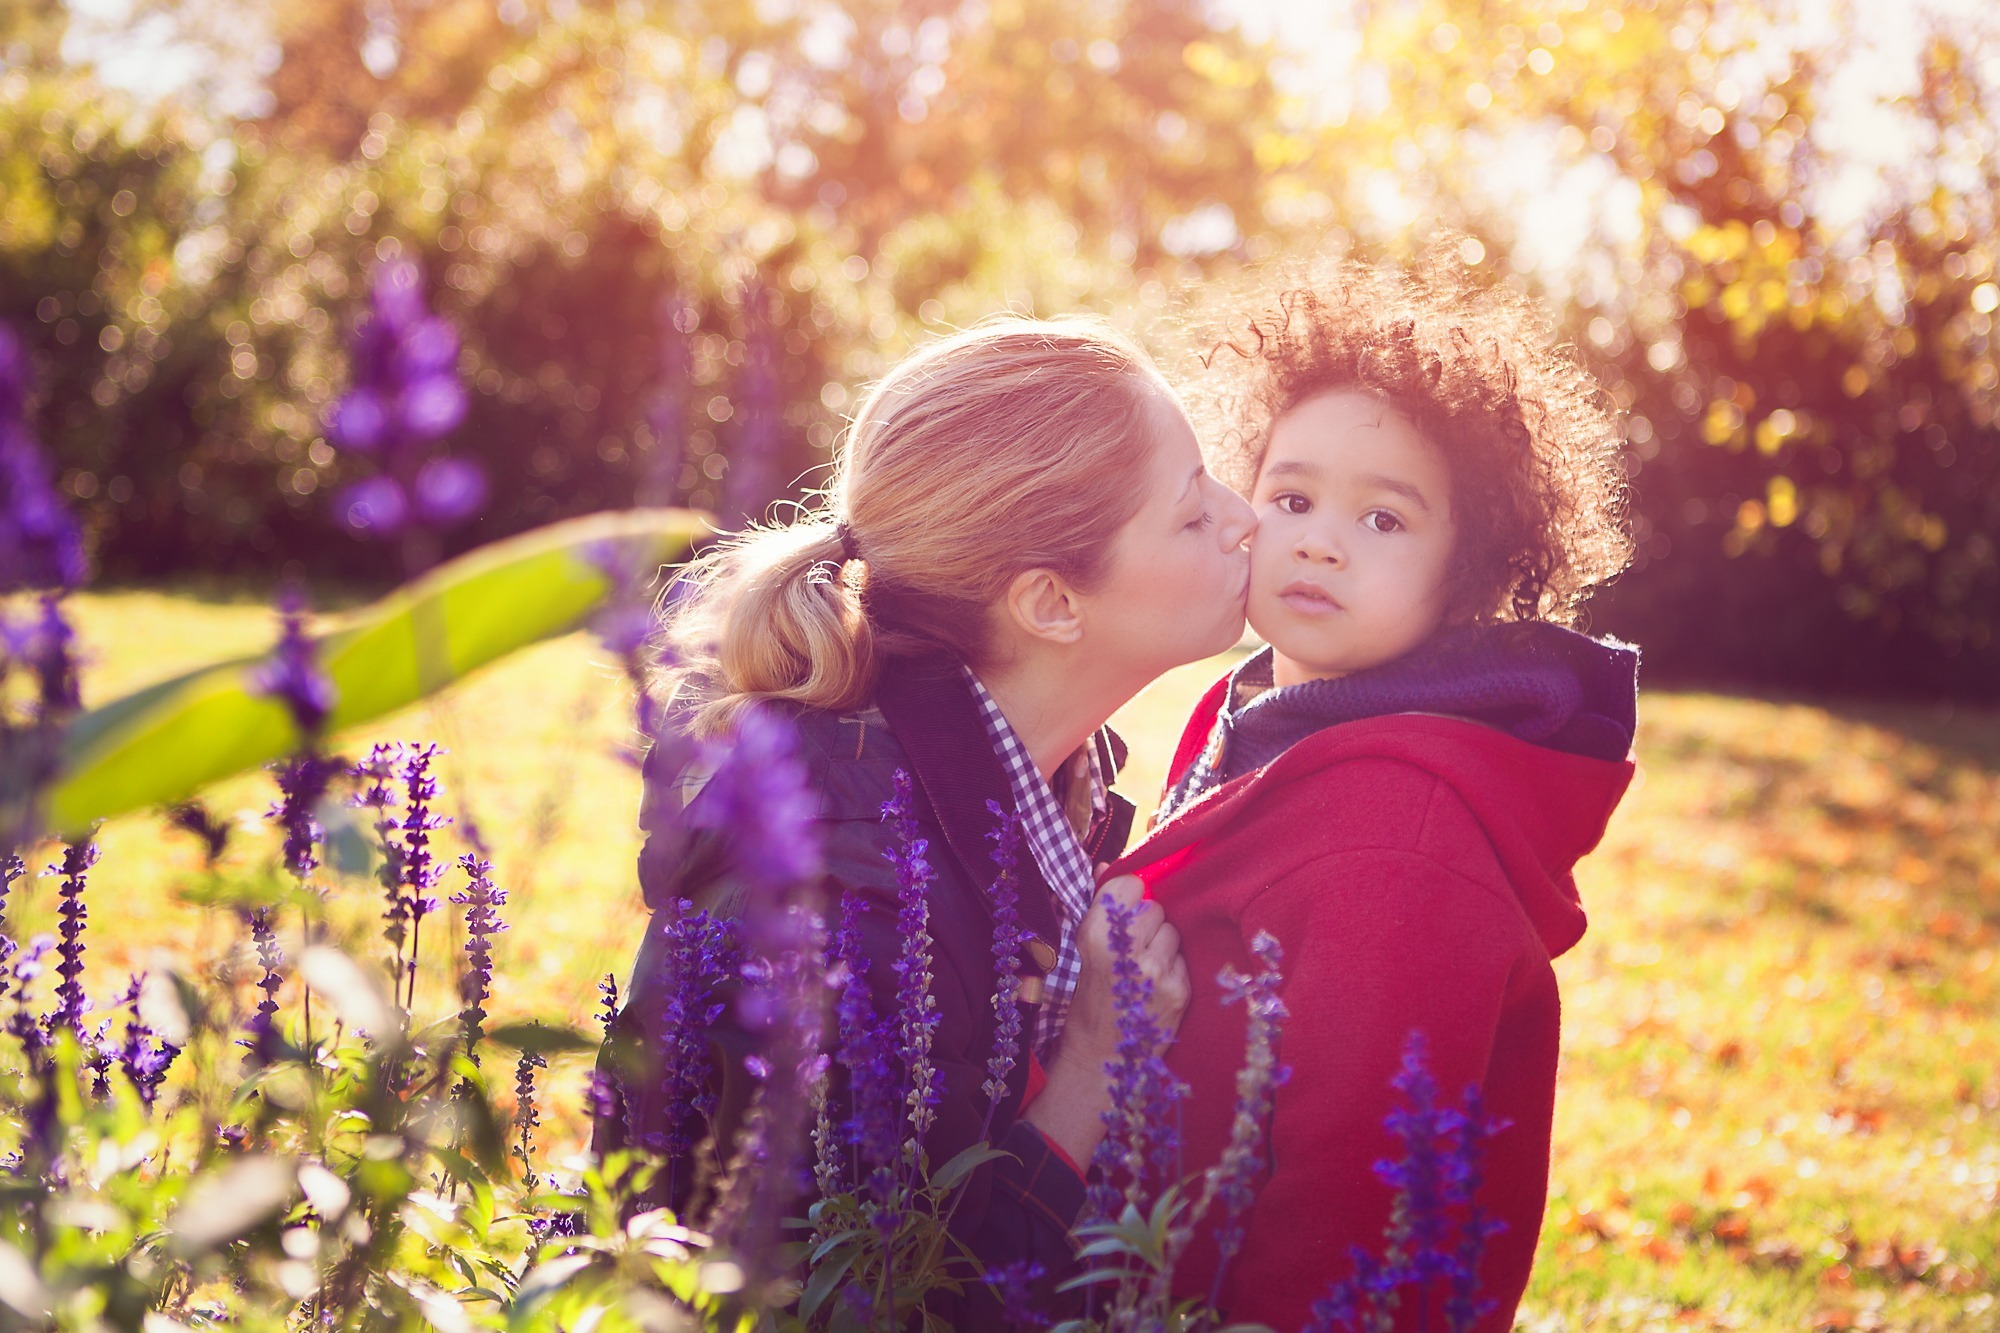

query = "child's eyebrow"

[1356,473,1435,514]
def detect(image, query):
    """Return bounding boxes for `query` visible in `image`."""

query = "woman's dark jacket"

[592,654,1135,1317]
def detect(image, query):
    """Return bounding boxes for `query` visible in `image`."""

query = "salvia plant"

[0,275,1511,1333]
[327,257,487,573]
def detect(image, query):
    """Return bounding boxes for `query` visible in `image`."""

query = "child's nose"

[1296,527,1344,565]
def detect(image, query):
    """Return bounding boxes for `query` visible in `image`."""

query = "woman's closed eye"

[1185,509,1214,532]
[1362,508,1405,533]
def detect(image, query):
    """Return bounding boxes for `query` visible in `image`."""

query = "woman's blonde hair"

[662,315,1171,735]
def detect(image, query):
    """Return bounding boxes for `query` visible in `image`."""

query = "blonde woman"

[595,317,1255,1319]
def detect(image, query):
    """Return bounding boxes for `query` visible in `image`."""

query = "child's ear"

[1002,568,1085,646]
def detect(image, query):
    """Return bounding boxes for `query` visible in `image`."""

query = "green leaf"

[49,508,705,835]
[927,1141,1010,1194]
[797,1246,858,1319]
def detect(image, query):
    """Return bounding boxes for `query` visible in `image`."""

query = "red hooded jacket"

[1106,677,1633,1331]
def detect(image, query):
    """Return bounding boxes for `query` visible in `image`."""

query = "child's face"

[1246,390,1459,687]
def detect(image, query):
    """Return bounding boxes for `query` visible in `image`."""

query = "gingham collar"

[959,666,1106,1055]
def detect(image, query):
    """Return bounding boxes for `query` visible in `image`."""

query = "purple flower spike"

[250,587,336,739]
[688,705,822,896]
[828,888,902,1191]
[980,1260,1050,1332]
[1204,930,1290,1298]
[238,908,283,1069]
[882,770,939,1145]
[450,854,507,1063]
[1306,1030,1513,1333]
[0,326,86,594]
[981,800,1027,1122]
[1084,892,1186,1223]
[335,475,409,536]
[412,456,487,527]
[49,841,98,1036]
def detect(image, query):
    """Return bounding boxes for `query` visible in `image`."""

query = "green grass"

[22,590,2000,1330]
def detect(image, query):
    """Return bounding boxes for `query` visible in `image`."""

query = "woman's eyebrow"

[1179,464,1205,503]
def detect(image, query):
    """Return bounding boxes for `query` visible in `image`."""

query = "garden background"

[2,0,1998,1328]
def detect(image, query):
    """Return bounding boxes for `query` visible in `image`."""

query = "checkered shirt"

[961,667,1107,1057]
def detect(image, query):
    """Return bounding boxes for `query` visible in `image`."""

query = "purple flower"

[828,888,902,1192]
[1,853,22,928]
[513,1048,546,1191]
[249,587,335,739]
[351,742,451,1006]
[328,258,485,542]
[1203,930,1291,1301]
[119,1004,179,1108]
[981,800,1026,1125]
[648,899,740,1170]
[237,907,284,1069]
[268,752,344,881]
[1084,893,1187,1224]
[704,903,827,1290]
[596,972,620,1037]
[49,841,98,1036]
[1306,1030,1513,1333]
[882,770,939,1144]
[450,854,506,1063]
[165,803,231,866]
[0,326,86,594]
[980,1260,1050,1331]
[688,705,822,896]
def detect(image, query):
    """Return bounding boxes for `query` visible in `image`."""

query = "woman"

[593,316,1256,1318]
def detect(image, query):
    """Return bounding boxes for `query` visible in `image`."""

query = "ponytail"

[663,518,877,737]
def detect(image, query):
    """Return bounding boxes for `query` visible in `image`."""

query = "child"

[1111,255,1638,1331]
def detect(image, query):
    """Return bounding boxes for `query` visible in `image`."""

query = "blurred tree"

[1289,0,2000,695]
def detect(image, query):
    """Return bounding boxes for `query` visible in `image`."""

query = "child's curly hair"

[1195,248,1632,626]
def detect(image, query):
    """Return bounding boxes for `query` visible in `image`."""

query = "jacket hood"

[1113,710,1633,959]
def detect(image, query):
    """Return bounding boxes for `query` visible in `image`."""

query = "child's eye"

[1363,509,1404,533]
[1275,493,1311,516]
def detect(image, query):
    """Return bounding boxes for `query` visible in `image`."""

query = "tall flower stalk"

[1085,895,1187,1226]
[979,801,1027,1134]
[450,854,506,1068]
[0,326,85,860]
[49,841,97,1038]
[1306,1031,1512,1333]
[327,256,484,576]
[353,742,449,1013]
[881,770,939,1159]
[251,587,339,1066]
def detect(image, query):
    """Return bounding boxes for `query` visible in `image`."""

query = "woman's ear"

[1003,568,1086,646]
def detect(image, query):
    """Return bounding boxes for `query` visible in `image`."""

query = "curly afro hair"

[1195,249,1632,627]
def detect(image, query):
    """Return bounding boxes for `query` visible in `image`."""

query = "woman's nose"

[1215,486,1256,550]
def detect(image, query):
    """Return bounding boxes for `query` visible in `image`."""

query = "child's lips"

[1278,580,1341,615]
